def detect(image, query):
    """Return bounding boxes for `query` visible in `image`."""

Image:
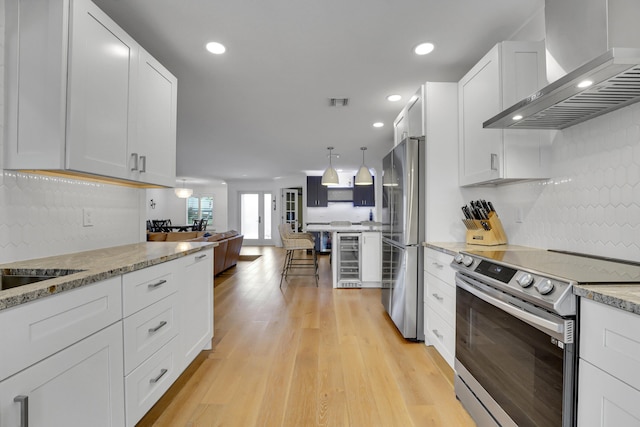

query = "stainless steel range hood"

[484,0,640,130]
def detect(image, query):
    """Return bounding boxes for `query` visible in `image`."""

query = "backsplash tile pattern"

[498,104,640,262]
[0,172,142,263]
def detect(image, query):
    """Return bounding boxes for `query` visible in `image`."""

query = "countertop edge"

[0,242,217,311]
[573,285,640,315]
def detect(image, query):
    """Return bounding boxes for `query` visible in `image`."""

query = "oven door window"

[456,286,564,427]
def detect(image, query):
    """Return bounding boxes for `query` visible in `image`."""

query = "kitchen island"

[0,241,216,427]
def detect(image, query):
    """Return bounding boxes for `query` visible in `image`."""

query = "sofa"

[147,230,244,276]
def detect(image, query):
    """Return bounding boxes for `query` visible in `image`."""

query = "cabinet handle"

[131,153,139,171]
[14,395,28,427]
[148,320,168,333]
[139,155,147,173]
[196,254,207,260]
[431,262,443,269]
[490,153,498,171]
[148,279,167,289]
[432,293,444,301]
[150,368,168,384]
[432,329,443,339]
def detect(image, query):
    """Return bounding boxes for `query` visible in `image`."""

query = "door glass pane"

[264,193,272,239]
[187,197,199,224]
[241,194,259,239]
[201,197,213,223]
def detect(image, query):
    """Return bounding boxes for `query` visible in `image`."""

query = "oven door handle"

[456,276,569,342]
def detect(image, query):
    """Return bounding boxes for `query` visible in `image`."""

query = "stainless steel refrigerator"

[381,137,424,341]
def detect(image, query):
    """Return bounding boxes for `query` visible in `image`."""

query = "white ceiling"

[92,0,543,185]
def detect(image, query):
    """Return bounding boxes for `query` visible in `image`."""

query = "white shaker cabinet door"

[66,0,137,179]
[180,249,214,370]
[0,322,125,427]
[132,48,177,187]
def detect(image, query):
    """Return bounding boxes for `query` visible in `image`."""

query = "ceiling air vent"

[329,98,349,107]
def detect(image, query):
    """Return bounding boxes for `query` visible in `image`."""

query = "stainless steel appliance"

[335,233,361,288]
[452,249,640,427]
[381,137,424,340]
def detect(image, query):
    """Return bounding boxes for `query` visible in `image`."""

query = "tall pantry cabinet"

[4,0,177,187]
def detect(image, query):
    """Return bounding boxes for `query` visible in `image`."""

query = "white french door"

[240,192,273,245]
[282,188,298,232]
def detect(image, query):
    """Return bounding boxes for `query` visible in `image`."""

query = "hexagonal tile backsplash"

[0,171,141,263]
[497,103,640,262]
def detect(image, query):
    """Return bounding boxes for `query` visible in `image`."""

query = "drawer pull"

[148,321,168,334]
[196,254,207,260]
[150,368,168,384]
[14,395,28,427]
[431,262,443,269]
[432,329,443,339]
[148,279,167,289]
[432,293,444,301]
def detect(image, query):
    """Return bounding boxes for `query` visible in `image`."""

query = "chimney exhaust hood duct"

[484,0,640,130]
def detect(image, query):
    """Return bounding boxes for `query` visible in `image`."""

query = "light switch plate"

[83,208,94,227]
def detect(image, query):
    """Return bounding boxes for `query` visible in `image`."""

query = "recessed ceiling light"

[414,42,435,55]
[386,94,402,102]
[206,41,226,54]
[512,115,523,121]
[577,80,593,88]
[373,122,384,128]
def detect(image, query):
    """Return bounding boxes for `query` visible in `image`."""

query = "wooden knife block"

[464,212,508,246]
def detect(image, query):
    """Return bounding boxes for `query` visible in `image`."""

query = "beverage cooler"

[333,233,361,288]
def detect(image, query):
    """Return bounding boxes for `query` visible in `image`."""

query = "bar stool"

[278,224,318,288]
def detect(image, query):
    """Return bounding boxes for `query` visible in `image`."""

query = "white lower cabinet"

[578,298,640,426]
[124,337,180,426]
[424,248,456,368]
[361,231,381,286]
[180,250,214,369]
[0,322,125,427]
[0,247,214,427]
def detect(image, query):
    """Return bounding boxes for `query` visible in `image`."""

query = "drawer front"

[578,359,640,426]
[580,298,640,390]
[425,273,455,322]
[122,260,179,317]
[424,248,455,284]
[125,336,179,427]
[425,307,455,368]
[0,276,122,381]
[123,293,179,375]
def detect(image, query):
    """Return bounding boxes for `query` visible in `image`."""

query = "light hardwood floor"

[138,246,475,427]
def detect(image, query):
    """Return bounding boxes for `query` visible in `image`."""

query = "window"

[187,196,213,226]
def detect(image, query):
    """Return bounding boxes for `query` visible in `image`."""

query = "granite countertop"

[423,241,536,256]
[0,241,217,311]
[305,224,382,232]
[573,284,640,315]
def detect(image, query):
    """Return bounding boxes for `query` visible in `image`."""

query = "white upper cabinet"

[458,41,550,186]
[132,48,178,187]
[4,0,177,187]
[393,86,425,145]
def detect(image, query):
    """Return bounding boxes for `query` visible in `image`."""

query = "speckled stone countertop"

[573,285,640,315]
[0,241,217,311]
[423,242,536,256]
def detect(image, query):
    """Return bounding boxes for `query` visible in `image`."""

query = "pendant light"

[321,146,339,186]
[355,147,373,185]
[174,179,193,198]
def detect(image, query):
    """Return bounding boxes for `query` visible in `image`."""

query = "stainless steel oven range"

[451,249,640,427]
